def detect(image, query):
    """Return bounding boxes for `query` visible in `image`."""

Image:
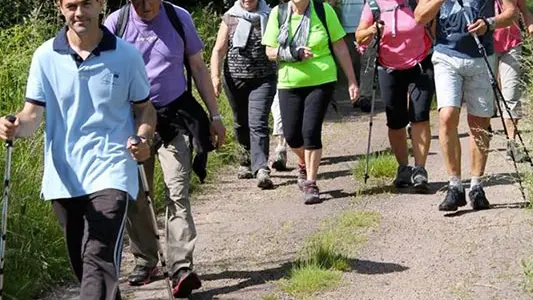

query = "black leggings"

[378,54,434,129]
[278,83,334,150]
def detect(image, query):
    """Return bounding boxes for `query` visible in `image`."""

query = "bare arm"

[189,52,221,117]
[210,22,230,83]
[132,100,157,140]
[517,0,533,33]
[332,38,360,102]
[355,18,378,45]
[266,46,278,61]
[15,102,44,137]
[495,0,518,28]
[189,51,226,148]
[415,0,445,25]
[518,0,533,25]
[332,39,356,85]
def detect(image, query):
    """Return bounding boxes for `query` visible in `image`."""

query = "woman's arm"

[210,21,230,97]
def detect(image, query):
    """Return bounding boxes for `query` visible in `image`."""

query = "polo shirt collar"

[53,25,117,56]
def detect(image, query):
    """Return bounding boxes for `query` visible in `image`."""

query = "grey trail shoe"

[411,166,429,193]
[256,168,274,190]
[237,165,253,179]
[394,165,413,188]
[271,146,288,171]
[303,180,321,205]
[507,140,527,163]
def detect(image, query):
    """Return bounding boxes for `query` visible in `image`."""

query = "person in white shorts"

[415,0,516,211]
[493,0,533,162]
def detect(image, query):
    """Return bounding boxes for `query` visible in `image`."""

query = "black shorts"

[378,54,435,129]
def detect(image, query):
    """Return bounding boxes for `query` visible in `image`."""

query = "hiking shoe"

[507,140,527,163]
[271,146,288,171]
[257,168,274,190]
[172,268,202,298]
[411,166,429,193]
[393,165,413,188]
[469,185,490,210]
[127,265,158,286]
[438,186,467,211]
[303,180,322,205]
[297,165,307,191]
[237,165,253,179]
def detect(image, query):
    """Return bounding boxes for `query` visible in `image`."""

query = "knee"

[387,118,409,130]
[302,131,322,150]
[439,107,460,131]
[286,136,304,149]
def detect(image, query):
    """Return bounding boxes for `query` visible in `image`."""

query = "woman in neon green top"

[262,0,359,204]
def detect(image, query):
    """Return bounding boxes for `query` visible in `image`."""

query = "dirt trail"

[43,105,533,300]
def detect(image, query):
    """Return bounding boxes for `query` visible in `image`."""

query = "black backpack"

[115,1,192,92]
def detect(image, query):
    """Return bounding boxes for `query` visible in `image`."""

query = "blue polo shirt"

[25,26,150,200]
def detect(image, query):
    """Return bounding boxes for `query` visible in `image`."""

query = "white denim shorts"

[432,51,496,118]
[497,46,523,119]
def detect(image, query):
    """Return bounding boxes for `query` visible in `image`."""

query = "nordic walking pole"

[364,21,383,184]
[0,115,16,300]
[456,0,529,201]
[129,136,173,299]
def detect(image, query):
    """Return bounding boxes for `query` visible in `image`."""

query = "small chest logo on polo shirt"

[101,72,120,86]
[136,35,157,43]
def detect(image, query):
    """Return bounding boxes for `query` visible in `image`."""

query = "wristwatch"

[486,17,496,31]
[138,135,154,148]
[211,114,223,121]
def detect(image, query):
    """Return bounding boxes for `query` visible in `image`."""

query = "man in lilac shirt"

[105,0,226,297]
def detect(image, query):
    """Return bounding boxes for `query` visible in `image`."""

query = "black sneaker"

[393,165,413,188]
[438,186,467,211]
[411,166,429,193]
[128,265,158,286]
[469,185,490,210]
[297,165,307,191]
[303,180,322,205]
[172,268,202,298]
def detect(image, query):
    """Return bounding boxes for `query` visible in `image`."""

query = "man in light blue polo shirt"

[0,0,156,299]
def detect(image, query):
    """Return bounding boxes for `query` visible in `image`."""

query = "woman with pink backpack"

[355,0,434,193]
[493,0,533,162]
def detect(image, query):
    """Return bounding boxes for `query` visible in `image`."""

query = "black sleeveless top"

[223,15,277,79]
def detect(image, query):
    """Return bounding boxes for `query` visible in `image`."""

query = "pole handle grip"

[5,115,16,146]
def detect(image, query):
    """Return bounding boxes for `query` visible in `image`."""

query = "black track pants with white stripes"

[52,189,129,300]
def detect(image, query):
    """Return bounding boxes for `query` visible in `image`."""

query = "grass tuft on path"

[279,265,342,299]
[353,150,398,181]
[275,211,380,299]
[523,257,533,293]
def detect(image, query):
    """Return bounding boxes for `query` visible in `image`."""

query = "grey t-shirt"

[434,0,495,58]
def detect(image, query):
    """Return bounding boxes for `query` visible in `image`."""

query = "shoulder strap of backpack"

[163,1,193,92]
[313,1,334,54]
[368,0,381,21]
[116,3,130,38]
[278,2,289,27]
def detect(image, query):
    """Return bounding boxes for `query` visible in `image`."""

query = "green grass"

[523,257,533,293]
[353,150,398,181]
[279,265,342,299]
[262,294,279,300]
[275,211,380,299]
[522,30,533,294]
